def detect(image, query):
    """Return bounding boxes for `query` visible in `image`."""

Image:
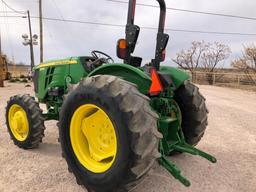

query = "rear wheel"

[174,81,208,146]
[5,94,45,149]
[59,75,161,192]
[70,103,118,173]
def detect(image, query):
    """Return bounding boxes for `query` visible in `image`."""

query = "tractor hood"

[34,57,80,70]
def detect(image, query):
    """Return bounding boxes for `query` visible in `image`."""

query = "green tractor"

[5,0,216,191]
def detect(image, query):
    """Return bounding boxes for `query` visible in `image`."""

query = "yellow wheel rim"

[70,104,117,173]
[8,104,29,141]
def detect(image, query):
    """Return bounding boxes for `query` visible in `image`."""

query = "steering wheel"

[91,50,114,63]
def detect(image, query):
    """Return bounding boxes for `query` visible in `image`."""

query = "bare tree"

[173,41,231,83]
[201,42,231,72]
[201,42,231,84]
[173,41,207,71]
[232,44,256,84]
[172,41,208,81]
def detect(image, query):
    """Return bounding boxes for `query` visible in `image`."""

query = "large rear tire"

[174,81,208,146]
[59,75,161,192]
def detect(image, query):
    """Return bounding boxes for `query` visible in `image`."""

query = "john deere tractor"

[5,0,216,191]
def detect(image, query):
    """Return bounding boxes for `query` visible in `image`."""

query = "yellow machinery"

[0,54,10,80]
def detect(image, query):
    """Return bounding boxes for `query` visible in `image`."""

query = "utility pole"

[27,10,35,70]
[22,11,38,71]
[39,0,43,63]
[0,29,4,87]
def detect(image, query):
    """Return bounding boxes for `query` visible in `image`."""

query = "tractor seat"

[80,56,98,72]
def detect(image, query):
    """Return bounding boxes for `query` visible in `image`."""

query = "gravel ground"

[0,82,255,192]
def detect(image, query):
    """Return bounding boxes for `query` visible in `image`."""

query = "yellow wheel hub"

[8,104,29,141]
[70,104,117,173]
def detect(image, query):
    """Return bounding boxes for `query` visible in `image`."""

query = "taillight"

[117,39,127,59]
[161,50,166,61]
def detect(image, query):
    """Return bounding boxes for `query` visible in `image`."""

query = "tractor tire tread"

[59,75,161,192]
[5,94,45,149]
[174,81,208,146]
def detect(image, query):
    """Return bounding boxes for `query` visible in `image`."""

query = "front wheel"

[5,94,45,149]
[174,81,208,146]
[59,75,161,192]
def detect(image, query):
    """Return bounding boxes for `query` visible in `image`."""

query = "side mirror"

[117,39,127,59]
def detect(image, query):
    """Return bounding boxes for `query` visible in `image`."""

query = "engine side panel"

[34,57,87,102]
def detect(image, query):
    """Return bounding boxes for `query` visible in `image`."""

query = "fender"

[159,66,190,89]
[88,64,152,94]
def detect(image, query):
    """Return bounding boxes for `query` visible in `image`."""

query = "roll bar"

[156,0,167,33]
[124,0,169,70]
[127,0,166,29]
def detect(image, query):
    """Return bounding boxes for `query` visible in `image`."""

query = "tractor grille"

[33,69,39,93]
[44,67,55,89]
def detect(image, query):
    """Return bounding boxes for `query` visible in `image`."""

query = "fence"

[190,71,256,91]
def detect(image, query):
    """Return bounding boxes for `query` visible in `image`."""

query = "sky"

[0,0,256,67]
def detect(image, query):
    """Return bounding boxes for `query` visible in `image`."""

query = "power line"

[1,1,14,59]
[52,0,65,21]
[0,0,26,14]
[6,0,38,3]
[51,0,78,54]
[1,14,256,36]
[51,0,75,33]
[23,16,256,36]
[164,28,256,36]
[0,11,16,13]
[0,15,25,18]
[3,0,256,22]
[106,0,256,21]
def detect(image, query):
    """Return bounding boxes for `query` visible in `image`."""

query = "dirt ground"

[0,82,255,192]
